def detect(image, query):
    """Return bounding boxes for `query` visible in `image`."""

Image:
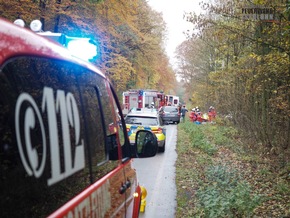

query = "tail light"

[152,127,163,134]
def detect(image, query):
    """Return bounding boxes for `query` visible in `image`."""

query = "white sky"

[147,0,202,66]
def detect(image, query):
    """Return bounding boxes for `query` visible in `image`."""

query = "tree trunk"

[54,0,62,33]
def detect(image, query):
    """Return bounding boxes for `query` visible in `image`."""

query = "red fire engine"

[122,89,166,115]
[0,18,159,218]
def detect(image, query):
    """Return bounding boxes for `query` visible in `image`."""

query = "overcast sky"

[147,0,201,66]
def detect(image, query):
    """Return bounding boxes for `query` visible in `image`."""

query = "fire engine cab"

[122,89,165,115]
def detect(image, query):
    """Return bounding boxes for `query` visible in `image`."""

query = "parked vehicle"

[165,95,179,106]
[159,106,181,124]
[122,89,166,115]
[0,18,158,218]
[125,108,166,152]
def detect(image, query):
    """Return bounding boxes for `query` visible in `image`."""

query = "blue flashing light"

[65,37,98,61]
[38,32,98,62]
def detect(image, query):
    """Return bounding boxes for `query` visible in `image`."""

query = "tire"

[159,142,165,152]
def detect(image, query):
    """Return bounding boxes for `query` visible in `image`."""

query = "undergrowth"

[176,120,290,218]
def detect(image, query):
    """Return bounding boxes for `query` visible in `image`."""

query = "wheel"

[159,142,165,152]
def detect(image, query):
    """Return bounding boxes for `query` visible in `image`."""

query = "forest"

[0,0,177,96]
[0,0,289,164]
[175,0,290,153]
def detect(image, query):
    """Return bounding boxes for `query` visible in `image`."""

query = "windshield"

[125,116,158,126]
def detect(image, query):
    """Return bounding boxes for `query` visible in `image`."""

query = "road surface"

[132,124,178,218]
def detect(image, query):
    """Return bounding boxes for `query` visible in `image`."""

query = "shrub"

[182,123,218,155]
[195,165,261,217]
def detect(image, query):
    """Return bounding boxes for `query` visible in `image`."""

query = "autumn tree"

[0,0,177,97]
[178,0,290,150]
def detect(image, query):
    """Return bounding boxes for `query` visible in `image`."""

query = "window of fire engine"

[0,56,122,217]
[0,57,91,217]
[112,100,126,147]
[77,73,121,177]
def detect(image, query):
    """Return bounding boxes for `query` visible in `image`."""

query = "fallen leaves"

[176,122,290,217]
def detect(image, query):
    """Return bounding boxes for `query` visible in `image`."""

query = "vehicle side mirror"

[135,130,158,158]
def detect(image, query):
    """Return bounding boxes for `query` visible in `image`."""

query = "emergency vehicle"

[122,89,166,115]
[0,18,158,218]
[165,95,180,107]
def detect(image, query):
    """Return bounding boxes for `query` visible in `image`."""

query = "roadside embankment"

[176,119,290,217]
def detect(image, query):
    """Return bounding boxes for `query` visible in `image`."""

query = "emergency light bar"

[65,37,98,62]
[14,19,98,62]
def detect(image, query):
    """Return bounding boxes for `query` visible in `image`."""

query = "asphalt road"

[132,124,178,218]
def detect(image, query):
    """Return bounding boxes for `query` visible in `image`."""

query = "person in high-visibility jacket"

[208,106,213,122]
[212,107,216,120]
[208,106,216,122]
[189,108,197,122]
[196,108,203,123]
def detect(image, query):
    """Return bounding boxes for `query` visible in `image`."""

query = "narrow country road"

[132,124,178,218]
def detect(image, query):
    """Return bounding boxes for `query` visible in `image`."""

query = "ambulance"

[0,18,158,218]
[165,95,180,107]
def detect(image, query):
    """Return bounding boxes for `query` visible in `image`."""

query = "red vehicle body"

[0,18,158,218]
[122,89,166,115]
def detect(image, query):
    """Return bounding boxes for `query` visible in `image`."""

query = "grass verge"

[176,120,290,218]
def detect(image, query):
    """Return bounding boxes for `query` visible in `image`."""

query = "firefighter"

[196,108,204,123]
[189,108,197,122]
[208,106,213,122]
[208,106,216,122]
[211,106,216,121]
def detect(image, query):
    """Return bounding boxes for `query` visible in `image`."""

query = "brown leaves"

[176,123,290,217]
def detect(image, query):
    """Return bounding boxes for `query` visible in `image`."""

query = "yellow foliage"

[106,55,136,91]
